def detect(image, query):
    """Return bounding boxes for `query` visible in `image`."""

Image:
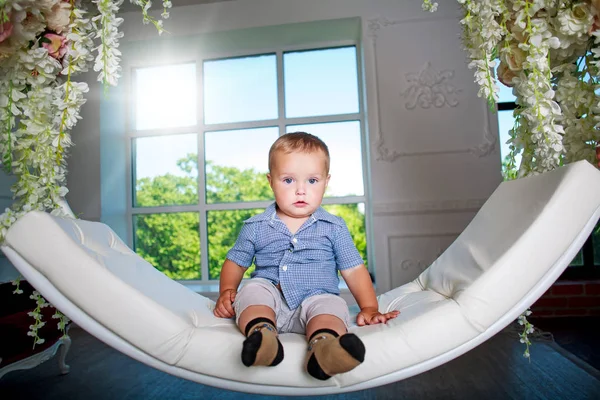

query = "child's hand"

[356,307,400,326]
[214,289,237,318]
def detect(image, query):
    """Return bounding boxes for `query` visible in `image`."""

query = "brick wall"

[531,281,600,317]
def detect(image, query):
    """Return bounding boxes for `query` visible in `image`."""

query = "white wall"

[64,0,502,293]
[66,70,102,221]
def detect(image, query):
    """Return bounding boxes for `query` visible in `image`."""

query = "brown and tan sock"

[305,329,366,380]
[241,317,284,367]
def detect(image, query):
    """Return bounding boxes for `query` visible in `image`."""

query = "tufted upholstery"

[2,160,600,394]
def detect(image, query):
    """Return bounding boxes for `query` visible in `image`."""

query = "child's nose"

[295,183,305,195]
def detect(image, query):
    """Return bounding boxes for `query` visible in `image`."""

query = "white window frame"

[120,34,372,293]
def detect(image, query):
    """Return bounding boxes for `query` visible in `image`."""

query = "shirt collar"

[244,203,343,226]
[311,206,344,226]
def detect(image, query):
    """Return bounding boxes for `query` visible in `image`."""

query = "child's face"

[267,150,330,219]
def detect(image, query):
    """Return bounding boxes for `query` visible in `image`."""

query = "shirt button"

[292,238,298,243]
[282,265,288,271]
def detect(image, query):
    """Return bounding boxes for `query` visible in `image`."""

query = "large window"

[497,85,600,279]
[129,45,369,283]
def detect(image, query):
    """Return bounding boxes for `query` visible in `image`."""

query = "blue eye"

[283,178,293,184]
[308,178,318,184]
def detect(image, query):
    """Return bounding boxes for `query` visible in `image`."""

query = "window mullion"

[198,134,210,283]
[284,113,361,126]
[126,68,135,247]
[321,196,365,205]
[128,44,369,286]
[127,125,199,138]
[355,41,374,275]
[206,200,274,211]
[126,136,135,247]
[497,102,516,111]
[197,57,210,283]
[131,205,201,215]
[277,50,286,137]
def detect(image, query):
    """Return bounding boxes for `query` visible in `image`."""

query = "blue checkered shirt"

[226,203,364,309]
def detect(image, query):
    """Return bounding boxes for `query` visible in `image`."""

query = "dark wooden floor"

[1,323,599,400]
[530,317,600,371]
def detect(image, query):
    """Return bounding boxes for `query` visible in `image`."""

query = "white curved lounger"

[2,160,600,395]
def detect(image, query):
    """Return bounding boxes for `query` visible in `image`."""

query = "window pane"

[284,47,359,118]
[498,110,514,163]
[207,209,265,279]
[287,121,363,197]
[134,134,198,207]
[135,63,196,130]
[133,212,200,280]
[569,250,584,267]
[205,127,276,204]
[497,82,516,103]
[322,203,367,269]
[497,110,521,180]
[204,55,278,124]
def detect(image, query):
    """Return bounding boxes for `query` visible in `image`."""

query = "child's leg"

[234,279,284,367]
[305,313,346,338]
[302,295,365,380]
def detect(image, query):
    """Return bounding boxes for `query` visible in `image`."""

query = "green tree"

[207,208,263,279]
[134,173,200,279]
[205,161,272,278]
[134,211,201,279]
[501,154,518,181]
[323,203,368,269]
[134,154,368,280]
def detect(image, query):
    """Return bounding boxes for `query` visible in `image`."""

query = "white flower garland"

[1,0,597,357]
[423,0,600,358]
[93,0,124,87]
[27,290,50,346]
[512,1,565,177]
[424,0,600,358]
[518,309,535,358]
[434,0,600,177]
[1,0,169,347]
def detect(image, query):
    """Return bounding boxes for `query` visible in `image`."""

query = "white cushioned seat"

[2,160,600,395]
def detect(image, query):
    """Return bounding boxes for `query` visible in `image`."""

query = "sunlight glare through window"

[135,63,196,131]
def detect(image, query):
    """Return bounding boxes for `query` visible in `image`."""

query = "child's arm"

[341,265,400,325]
[214,259,247,318]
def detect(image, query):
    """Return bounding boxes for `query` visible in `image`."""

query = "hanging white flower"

[557,2,594,38]
[0,0,171,348]
[423,0,600,351]
[92,0,125,87]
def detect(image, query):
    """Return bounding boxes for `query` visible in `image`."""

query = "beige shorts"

[233,278,350,334]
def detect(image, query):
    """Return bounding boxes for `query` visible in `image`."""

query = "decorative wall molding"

[401,62,461,110]
[366,16,458,39]
[367,17,401,39]
[373,198,486,216]
[386,232,461,285]
[469,125,498,158]
[366,17,498,162]
[398,246,445,272]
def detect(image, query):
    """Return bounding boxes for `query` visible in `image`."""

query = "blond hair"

[268,132,330,173]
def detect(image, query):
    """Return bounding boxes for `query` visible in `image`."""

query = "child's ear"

[325,174,331,187]
[267,173,273,186]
